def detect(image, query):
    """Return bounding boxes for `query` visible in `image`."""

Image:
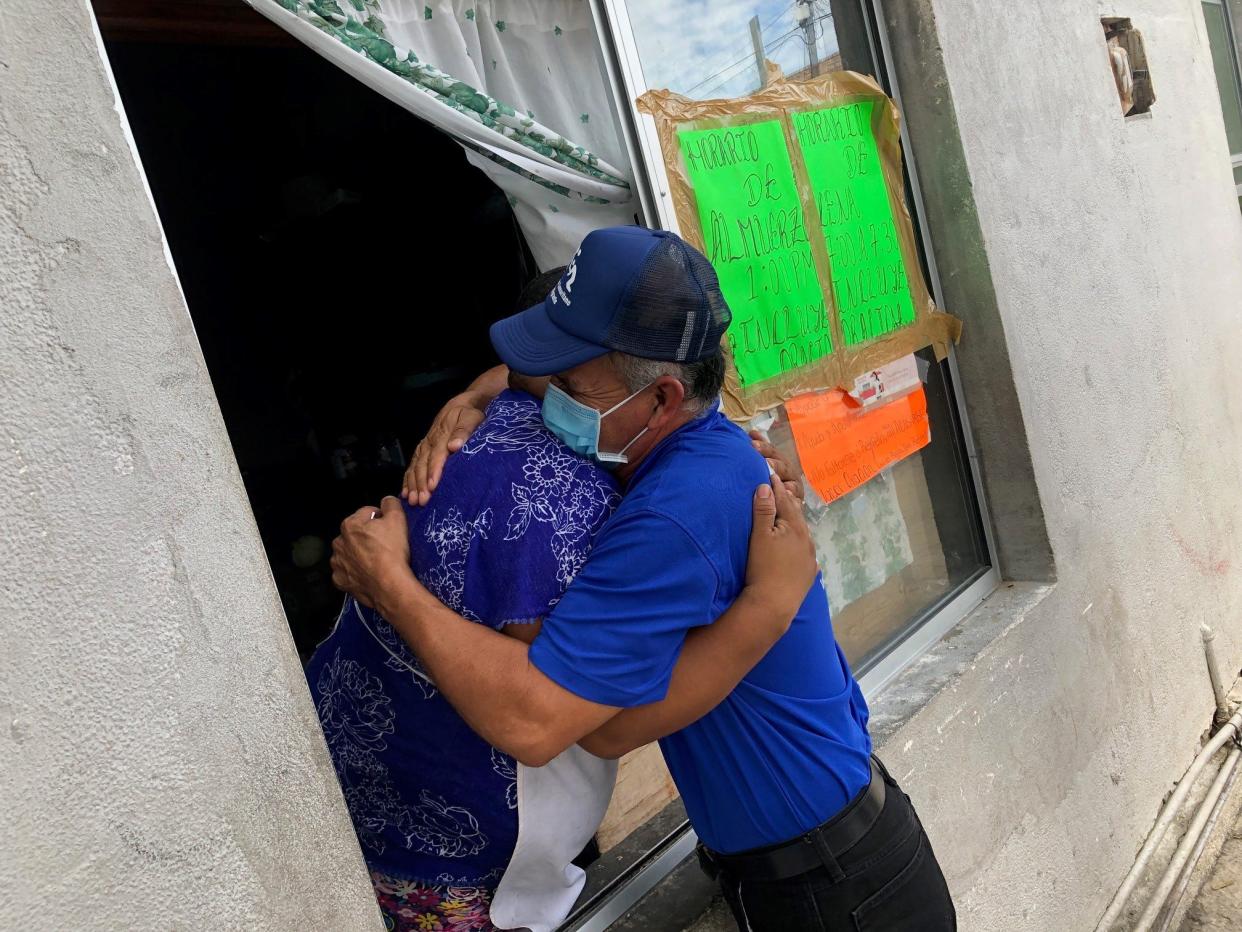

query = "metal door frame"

[568,2,1002,925]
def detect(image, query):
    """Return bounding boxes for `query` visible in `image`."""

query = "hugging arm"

[332,499,620,767]
[579,479,815,758]
[333,477,816,766]
[402,368,800,504]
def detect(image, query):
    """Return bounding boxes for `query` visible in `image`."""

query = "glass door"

[570,1,998,929]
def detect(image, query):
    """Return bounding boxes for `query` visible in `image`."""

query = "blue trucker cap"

[489,226,731,376]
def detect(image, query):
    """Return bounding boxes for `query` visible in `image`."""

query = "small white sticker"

[850,354,920,407]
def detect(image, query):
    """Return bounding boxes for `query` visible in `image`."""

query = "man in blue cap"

[332,226,955,930]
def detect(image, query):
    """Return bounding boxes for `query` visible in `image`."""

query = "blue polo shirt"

[528,408,873,853]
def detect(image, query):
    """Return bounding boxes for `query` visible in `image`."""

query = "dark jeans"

[712,761,955,931]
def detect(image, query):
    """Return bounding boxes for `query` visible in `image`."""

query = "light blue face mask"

[542,382,652,467]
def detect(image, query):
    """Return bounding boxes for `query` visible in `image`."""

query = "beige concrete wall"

[0,2,380,928]
[874,1,1242,929]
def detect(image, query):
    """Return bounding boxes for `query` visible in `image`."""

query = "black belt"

[699,758,887,882]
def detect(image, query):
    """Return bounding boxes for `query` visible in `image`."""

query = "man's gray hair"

[610,351,726,418]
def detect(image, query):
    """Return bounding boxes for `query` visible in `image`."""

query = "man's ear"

[649,375,687,426]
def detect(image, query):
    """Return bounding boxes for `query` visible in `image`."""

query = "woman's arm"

[578,480,817,759]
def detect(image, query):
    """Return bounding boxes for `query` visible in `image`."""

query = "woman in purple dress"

[307,376,619,931]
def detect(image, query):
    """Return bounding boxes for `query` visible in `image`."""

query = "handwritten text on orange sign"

[785,386,930,504]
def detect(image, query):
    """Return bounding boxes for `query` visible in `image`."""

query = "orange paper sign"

[785,386,930,503]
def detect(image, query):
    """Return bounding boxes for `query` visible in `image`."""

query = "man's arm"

[333,496,614,766]
[579,481,815,758]
[332,481,815,767]
[367,557,617,767]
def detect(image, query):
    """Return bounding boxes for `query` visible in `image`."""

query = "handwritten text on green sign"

[793,101,915,346]
[679,120,831,387]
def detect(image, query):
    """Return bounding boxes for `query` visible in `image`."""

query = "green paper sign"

[793,101,915,346]
[678,120,832,387]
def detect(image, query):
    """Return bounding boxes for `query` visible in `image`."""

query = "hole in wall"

[1103,17,1157,116]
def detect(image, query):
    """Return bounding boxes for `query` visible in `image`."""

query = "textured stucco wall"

[875,1,1242,929]
[0,2,381,928]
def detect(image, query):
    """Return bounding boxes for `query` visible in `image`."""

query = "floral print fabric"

[372,871,498,931]
[305,390,619,911]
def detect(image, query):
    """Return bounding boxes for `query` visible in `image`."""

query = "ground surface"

[681,899,731,931]
[1180,815,1242,930]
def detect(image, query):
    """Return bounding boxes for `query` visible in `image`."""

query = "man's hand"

[749,430,804,501]
[743,479,818,624]
[331,496,413,610]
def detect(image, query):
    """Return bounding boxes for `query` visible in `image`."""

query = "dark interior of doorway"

[94,3,536,657]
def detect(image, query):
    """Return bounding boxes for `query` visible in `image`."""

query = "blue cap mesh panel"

[605,236,731,363]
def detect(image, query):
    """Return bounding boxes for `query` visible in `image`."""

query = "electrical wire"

[684,30,798,95]
[757,31,805,67]
[681,0,799,94]
[683,49,763,95]
[691,25,804,97]
[698,15,836,97]
[678,5,836,99]
[759,1,797,35]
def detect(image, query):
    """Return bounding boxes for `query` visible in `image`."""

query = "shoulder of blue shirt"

[621,408,771,521]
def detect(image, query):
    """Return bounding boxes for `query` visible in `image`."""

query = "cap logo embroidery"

[554,248,582,307]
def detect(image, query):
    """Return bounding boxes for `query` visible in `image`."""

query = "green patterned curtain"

[244,0,636,266]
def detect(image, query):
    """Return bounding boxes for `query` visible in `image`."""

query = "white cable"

[1156,747,1242,932]
[349,599,437,690]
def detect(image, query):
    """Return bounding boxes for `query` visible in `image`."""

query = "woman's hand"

[743,478,819,626]
[403,393,489,506]
[749,430,804,501]
[403,365,510,506]
[331,497,414,611]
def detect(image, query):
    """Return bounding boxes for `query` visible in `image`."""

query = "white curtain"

[244,0,637,268]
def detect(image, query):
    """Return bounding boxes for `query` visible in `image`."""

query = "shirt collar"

[626,406,723,488]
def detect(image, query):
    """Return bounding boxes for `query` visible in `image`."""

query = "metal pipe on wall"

[1095,708,1242,930]
[1155,746,1242,932]
[1137,745,1242,931]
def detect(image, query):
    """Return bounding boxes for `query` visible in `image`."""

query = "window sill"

[867,580,1055,746]
[581,581,1055,931]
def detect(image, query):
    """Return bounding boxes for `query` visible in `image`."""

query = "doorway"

[93,1,536,656]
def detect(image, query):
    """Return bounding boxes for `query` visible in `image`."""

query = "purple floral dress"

[306,391,619,930]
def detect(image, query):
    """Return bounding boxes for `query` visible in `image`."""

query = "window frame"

[1203,0,1242,196]
[566,0,1001,927]
[587,0,1000,692]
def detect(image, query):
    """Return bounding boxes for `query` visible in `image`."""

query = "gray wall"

[875,0,1242,929]
[6,0,1242,930]
[0,1,380,928]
